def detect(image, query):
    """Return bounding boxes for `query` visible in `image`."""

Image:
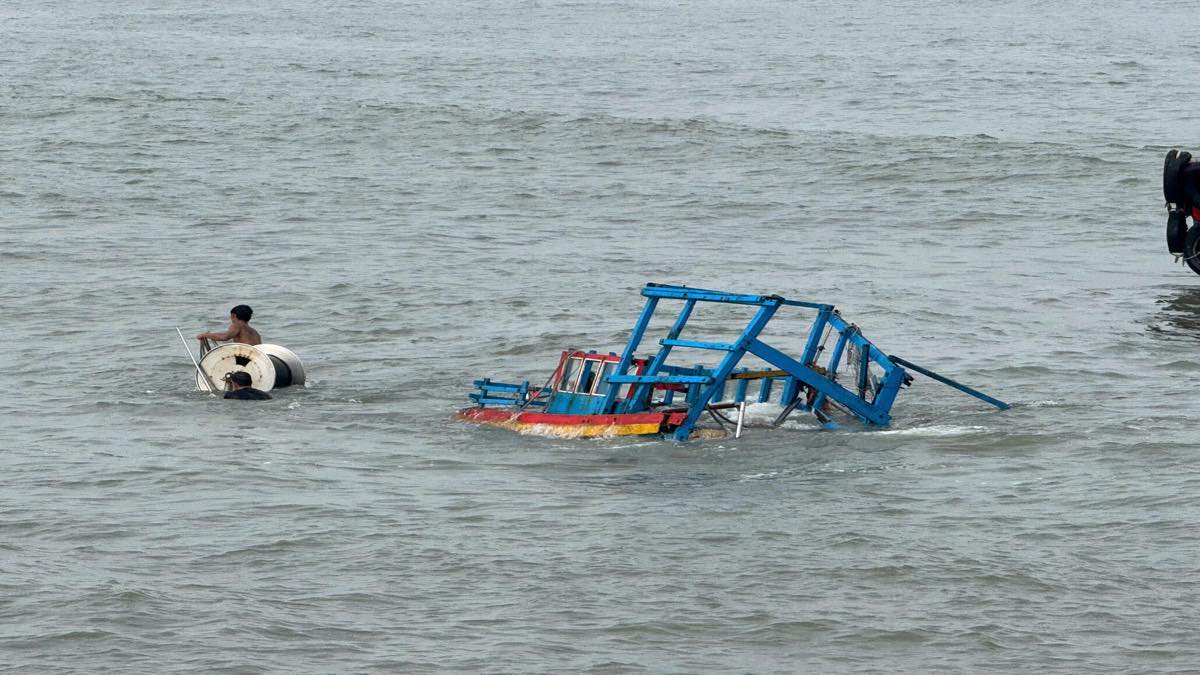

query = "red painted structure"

[457,407,689,437]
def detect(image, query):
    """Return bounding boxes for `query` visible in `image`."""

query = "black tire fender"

[1165,149,1178,201]
[1168,208,1188,254]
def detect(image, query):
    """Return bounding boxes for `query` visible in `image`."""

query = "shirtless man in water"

[196,304,262,345]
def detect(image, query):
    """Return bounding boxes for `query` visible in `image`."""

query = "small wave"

[1152,362,1200,377]
[878,424,988,437]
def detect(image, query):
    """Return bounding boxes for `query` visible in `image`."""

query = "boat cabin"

[545,351,645,415]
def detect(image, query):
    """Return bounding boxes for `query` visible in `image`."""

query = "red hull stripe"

[457,407,686,427]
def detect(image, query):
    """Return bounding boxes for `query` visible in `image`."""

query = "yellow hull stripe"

[484,419,662,438]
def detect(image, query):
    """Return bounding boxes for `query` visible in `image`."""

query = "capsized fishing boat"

[456,283,1008,441]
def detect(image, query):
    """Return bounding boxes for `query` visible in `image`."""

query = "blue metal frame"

[669,299,781,440]
[470,378,550,407]
[464,283,1009,441]
[623,299,695,413]
[597,297,658,414]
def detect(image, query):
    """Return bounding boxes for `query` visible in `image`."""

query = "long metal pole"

[176,327,221,395]
[888,355,1010,410]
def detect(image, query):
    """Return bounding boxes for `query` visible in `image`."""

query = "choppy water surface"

[4,0,1200,671]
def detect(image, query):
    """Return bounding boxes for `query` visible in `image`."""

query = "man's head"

[230,305,253,322]
[230,371,253,389]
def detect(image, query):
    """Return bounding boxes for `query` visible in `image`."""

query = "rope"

[1171,211,1199,264]
[517,357,568,410]
[1176,250,1200,264]
[705,404,734,430]
[814,310,838,357]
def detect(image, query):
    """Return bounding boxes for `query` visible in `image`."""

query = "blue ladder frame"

[592,284,912,440]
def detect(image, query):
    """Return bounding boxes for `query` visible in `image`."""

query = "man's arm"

[197,323,236,341]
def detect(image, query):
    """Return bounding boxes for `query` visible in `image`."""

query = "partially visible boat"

[1162,149,1200,274]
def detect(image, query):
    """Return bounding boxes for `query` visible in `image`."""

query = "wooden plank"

[727,368,788,380]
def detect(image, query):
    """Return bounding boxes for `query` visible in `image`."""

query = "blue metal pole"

[746,338,892,426]
[888,355,1011,410]
[599,297,659,414]
[758,378,773,402]
[857,344,870,398]
[673,300,781,441]
[624,299,695,413]
[781,306,832,409]
[809,326,855,412]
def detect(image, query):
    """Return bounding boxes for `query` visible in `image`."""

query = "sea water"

[3,0,1200,670]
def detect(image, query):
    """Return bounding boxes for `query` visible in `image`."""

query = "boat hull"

[456,407,687,438]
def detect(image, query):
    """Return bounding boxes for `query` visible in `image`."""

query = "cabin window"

[585,359,614,396]
[592,361,617,396]
[559,357,581,391]
[577,359,599,394]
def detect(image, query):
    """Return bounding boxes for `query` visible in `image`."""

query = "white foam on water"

[877,424,989,437]
[739,471,782,481]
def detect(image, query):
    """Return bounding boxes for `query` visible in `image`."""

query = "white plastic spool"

[194,343,306,394]
[257,343,306,388]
